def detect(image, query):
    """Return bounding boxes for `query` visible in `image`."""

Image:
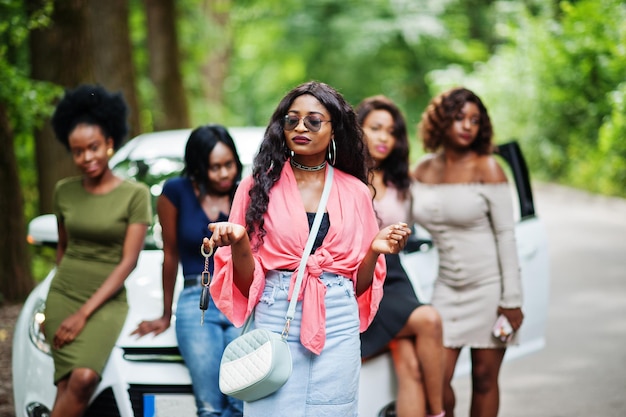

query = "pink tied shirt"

[211,164,387,355]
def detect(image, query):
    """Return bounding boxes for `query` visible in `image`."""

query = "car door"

[494,142,550,360]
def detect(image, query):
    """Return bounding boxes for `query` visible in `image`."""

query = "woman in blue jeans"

[132,125,244,417]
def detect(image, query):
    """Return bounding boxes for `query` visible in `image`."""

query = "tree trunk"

[28,0,93,214]
[0,104,35,302]
[87,0,141,137]
[200,0,233,122]
[29,0,141,213]
[143,0,190,130]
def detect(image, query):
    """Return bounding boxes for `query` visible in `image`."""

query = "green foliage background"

[172,0,626,197]
[473,0,626,196]
[1,0,62,282]
[3,0,626,247]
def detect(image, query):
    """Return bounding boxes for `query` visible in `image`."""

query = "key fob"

[199,285,210,311]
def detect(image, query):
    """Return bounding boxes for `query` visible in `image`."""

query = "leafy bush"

[426,0,626,197]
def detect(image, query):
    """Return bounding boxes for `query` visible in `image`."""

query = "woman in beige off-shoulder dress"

[412,87,524,417]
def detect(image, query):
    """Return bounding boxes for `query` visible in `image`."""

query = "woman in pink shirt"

[204,81,411,417]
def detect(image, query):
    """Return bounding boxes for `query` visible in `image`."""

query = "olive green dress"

[44,177,151,383]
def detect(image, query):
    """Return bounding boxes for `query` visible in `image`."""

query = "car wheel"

[378,401,397,417]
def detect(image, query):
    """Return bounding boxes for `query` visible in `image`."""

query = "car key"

[199,243,213,326]
[199,284,210,326]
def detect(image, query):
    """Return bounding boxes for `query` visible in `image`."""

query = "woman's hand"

[497,306,524,331]
[203,222,247,253]
[370,222,412,255]
[204,221,255,297]
[52,311,87,350]
[131,316,171,338]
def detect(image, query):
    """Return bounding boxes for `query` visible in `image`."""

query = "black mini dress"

[360,253,423,359]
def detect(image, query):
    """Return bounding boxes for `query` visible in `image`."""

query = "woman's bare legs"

[394,305,445,416]
[50,368,99,417]
[443,347,462,417]
[391,338,426,417]
[469,348,506,417]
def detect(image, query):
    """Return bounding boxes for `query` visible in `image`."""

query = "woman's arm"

[480,156,524,330]
[53,222,148,349]
[132,194,178,337]
[55,218,67,265]
[356,222,411,295]
[204,222,255,297]
[80,222,148,317]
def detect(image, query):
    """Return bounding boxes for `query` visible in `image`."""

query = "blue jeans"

[176,282,243,417]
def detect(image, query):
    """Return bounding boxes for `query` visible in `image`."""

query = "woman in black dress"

[357,95,445,417]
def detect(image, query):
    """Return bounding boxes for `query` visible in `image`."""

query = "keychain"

[199,243,213,326]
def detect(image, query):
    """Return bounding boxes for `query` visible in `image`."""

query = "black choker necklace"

[290,159,327,172]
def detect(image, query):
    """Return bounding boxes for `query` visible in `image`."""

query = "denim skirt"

[244,270,361,417]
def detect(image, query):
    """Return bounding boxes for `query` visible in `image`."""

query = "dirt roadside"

[0,303,21,417]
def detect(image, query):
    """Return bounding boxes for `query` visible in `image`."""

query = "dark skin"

[362,107,445,417]
[414,151,524,331]
[131,142,239,338]
[50,124,148,417]
[413,101,523,417]
[203,94,412,298]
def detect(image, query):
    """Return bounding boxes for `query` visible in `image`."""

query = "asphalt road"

[451,183,626,417]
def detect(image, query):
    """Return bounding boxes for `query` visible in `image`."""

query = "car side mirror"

[403,236,433,254]
[402,223,433,254]
[27,214,58,248]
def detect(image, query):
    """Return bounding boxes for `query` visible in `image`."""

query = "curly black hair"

[356,95,411,198]
[182,124,243,201]
[51,84,129,150]
[246,81,368,245]
[419,87,493,155]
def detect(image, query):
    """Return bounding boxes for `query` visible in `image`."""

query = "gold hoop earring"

[107,148,114,157]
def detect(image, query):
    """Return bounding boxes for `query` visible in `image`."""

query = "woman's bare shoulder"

[411,153,438,180]
[477,154,507,183]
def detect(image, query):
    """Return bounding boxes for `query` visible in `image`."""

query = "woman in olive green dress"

[44,85,152,417]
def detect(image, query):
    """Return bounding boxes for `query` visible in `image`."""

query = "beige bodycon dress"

[412,181,523,348]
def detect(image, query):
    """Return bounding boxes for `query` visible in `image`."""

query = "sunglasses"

[283,115,331,132]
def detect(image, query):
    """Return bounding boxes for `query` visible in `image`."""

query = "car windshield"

[112,156,185,249]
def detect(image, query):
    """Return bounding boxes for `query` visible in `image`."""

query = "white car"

[13,128,550,417]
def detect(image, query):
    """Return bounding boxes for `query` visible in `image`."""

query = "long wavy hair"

[182,124,243,201]
[246,81,368,244]
[356,95,411,199]
[419,87,494,155]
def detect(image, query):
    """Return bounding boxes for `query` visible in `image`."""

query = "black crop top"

[306,212,330,254]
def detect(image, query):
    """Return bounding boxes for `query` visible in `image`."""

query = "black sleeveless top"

[306,212,330,254]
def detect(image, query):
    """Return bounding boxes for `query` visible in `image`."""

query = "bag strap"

[280,165,334,338]
[286,165,334,322]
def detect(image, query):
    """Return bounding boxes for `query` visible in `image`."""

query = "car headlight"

[26,402,51,417]
[29,299,51,355]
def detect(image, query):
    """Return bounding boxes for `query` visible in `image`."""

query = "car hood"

[116,250,182,348]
